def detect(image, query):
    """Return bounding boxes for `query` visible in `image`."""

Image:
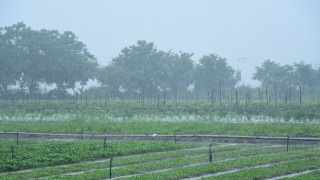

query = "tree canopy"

[97,41,237,100]
[195,54,235,92]
[0,22,98,96]
[253,60,320,97]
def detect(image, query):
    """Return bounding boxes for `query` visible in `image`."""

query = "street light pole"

[237,58,245,87]
[237,57,245,74]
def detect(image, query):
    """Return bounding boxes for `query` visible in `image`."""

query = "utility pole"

[237,58,245,87]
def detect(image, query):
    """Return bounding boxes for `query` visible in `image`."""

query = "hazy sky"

[1,0,319,86]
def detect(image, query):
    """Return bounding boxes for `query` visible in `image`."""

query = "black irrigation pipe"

[1,132,320,143]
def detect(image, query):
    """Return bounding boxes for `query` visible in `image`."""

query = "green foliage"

[209,156,320,180]
[0,139,199,172]
[119,148,320,180]
[195,54,235,92]
[0,138,319,179]
[0,22,98,96]
[98,41,195,100]
[282,170,320,180]
[253,60,320,97]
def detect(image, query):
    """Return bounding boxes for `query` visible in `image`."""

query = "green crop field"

[0,137,319,179]
[1,101,320,179]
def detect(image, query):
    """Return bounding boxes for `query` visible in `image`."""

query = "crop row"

[281,169,320,180]
[42,145,311,179]
[114,148,320,180]
[204,156,320,179]
[0,143,257,179]
[0,144,284,179]
[1,138,318,179]
[0,139,201,172]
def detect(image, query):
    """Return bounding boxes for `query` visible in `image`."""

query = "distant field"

[1,101,320,137]
[1,113,320,137]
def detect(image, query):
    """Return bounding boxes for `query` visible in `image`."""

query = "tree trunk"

[274,84,277,104]
[142,88,145,105]
[175,92,177,108]
[219,82,222,104]
[211,89,213,106]
[299,85,302,104]
[236,90,239,114]
[266,84,269,104]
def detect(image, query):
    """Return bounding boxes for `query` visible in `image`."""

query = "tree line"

[1,22,319,102]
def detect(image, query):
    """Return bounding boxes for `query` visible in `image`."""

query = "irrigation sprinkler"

[85,95,88,106]
[287,136,290,152]
[11,146,15,159]
[104,136,107,148]
[209,144,213,163]
[109,157,113,179]
[16,132,19,147]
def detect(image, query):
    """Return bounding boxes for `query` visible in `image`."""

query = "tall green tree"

[253,60,294,92]
[0,22,98,96]
[42,30,98,92]
[195,54,235,93]
[167,52,194,101]
[0,23,24,95]
[101,40,169,100]
[253,60,320,95]
[293,62,317,87]
[98,64,127,97]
